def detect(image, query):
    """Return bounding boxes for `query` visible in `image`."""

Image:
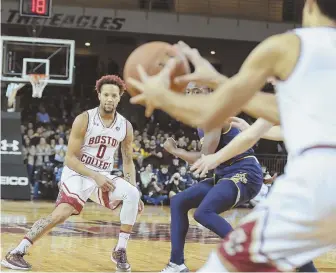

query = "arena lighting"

[85,42,91,47]
[210,51,216,55]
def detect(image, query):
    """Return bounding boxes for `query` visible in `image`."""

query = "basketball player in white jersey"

[2,75,144,272]
[127,0,336,271]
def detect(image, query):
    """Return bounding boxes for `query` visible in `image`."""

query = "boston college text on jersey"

[80,107,127,172]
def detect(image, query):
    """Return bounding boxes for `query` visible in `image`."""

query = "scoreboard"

[20,0,52,18]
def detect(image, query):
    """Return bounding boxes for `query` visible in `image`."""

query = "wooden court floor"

[1,200,335,272]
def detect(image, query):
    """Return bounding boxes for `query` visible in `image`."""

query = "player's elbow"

[123,158,134,168]
[64,156,71,167]
[64,154,76,168]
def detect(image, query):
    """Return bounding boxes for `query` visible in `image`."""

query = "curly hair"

[317,0,336,21]
[95,75,126,95]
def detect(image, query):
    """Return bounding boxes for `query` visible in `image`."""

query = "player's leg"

[193,180,238,238]
[198,150,336,272]
[162,178,213,272]
[193,165,263,238]
[90,176,140,272]
[196,176,318,272]
[1,167,94,270]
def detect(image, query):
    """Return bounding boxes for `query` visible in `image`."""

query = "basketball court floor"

[1,200,335,272]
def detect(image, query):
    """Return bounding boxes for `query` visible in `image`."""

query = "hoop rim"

[26,73,50,79]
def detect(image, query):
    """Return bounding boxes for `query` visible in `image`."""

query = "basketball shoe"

[1,251,32,270]
[111,247,131,272]
[161,262,189,272]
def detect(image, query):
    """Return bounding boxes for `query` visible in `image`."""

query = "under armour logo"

[116,127,120,131]
[0,140,21,155]
[1,140,19,151]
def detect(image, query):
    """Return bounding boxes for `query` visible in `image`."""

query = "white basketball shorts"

[215,148,336,272]
[56,166,138,215]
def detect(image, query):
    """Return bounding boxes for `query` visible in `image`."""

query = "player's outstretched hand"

[264,173,278,184]
[127,58,178,117]
[138,199,145,213]
[174,41,225,88]
[94,173,116,192]
[191,153,221,178]
[229,117,251,131]
[163,137,177,154]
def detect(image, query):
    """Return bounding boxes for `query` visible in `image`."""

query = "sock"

[11,237,33,254]
[297,261,318,272]
[116,232,130,250]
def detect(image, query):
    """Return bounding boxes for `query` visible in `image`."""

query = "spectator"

[167,172,186,199]
[132,140,146,167]
[26,128,39,145]
[35,137,51,167]
[54,138,67,165]
[27,122,34,130]
[169,158,183,174]
[143,174,168,205]
[21,125,26,135]
[56,125,66,139]
[54,165,64,187]
[144,140,163,168]
[177,137,187,149]
[42,124,54,139]
[36,105,50,124]
[49,139,56,162]
[179,166,196,188]
[23,138,35,185]
[140,164,154,194]
[157,165,171,185]
[188,140,198,151]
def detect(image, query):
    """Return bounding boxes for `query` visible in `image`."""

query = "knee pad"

[119,185,140,225]
[125,185,140,203]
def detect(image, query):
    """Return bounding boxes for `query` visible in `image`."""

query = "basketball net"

[26,74,49,98]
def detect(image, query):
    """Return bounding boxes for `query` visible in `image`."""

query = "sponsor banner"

[1,164,30,200]
[1,112,25,165]
[1,112,30,200]
[1,1,299,42]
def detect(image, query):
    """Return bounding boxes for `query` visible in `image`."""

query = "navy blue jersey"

[198,125,256,175]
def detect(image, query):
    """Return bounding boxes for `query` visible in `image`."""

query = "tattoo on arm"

[121,122,134,165]
[25,214,53,242]
[121,121,136,186]
[121,138,133,163]
[124,172,131,182]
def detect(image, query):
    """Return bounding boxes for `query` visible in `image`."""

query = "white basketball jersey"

[80,107,127,172]
[275,27,336,156]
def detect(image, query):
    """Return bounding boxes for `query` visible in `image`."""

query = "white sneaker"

[161,262,189,272]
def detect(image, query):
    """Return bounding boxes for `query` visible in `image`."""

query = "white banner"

[2,1,300,42]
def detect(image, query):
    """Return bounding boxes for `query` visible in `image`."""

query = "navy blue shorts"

[213,156,263,207]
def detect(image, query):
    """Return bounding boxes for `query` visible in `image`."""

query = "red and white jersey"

[80,107,127,173]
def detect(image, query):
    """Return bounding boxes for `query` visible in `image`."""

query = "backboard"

[1,36,75,85]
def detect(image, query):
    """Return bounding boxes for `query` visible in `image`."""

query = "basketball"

[123,41,190,97]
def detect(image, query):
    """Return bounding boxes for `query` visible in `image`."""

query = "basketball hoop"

[26,74,49,98]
